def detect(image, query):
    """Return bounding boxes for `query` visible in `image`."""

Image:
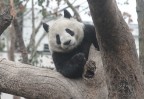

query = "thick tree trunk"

[136,0,144,73]
[87,0,144,99]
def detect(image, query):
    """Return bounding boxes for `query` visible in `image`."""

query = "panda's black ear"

[64,9,72,19]
[43,23,49,32]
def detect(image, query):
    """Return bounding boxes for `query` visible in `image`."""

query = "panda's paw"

[72,53,86,64]
[83,59,96,79]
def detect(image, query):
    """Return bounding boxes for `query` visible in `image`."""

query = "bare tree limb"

[29,32,47,63]
[27,21,43,51]
[0,45,107,99]
[28,0,36,52]
[35,21,42,35]
[0,7,13,35]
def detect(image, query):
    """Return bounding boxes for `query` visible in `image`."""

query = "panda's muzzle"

[63,40,71,45]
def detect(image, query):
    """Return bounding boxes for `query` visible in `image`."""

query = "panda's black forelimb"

[52,52,86,79]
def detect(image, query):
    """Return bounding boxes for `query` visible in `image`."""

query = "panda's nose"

[63,40,71,45]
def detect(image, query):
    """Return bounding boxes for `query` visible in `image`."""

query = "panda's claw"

[83,60,96,79]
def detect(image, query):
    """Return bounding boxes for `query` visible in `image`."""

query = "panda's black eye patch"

[65,28,74,36]
[56,34,61,45]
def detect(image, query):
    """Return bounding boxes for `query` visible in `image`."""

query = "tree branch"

[64,0,82,22]
[13,18,28,64]
[0,45,107,99]
[0,7,13,35]
[29,32,47,63]
[28,0,36,52]
[27,21,43,51]
[10,0,29,64]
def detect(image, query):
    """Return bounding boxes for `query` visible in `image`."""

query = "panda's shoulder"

[83,24,96,38]
[83,24,95,32]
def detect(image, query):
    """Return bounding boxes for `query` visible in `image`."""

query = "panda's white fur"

[48,17,84,53]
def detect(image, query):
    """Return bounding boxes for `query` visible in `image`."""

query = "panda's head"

[43,10,84,53]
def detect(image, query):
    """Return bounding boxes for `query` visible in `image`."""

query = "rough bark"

[0,45,107,99]
[136,0,144,73]
[0,7,13,35]
[87,0,144,99]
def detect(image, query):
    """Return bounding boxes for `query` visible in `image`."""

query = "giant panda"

[43,10,99,79]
